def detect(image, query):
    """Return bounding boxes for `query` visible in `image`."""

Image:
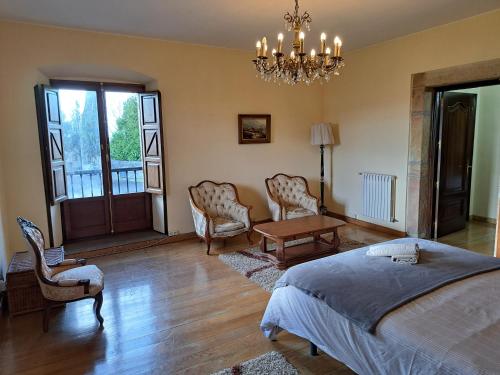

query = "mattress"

[261,270,500,374]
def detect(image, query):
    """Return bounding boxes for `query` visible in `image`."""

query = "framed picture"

[238,114,271,144]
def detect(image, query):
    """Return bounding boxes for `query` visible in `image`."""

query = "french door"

[35,81,165,242]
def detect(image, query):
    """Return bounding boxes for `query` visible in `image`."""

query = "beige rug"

[211,351,298,375]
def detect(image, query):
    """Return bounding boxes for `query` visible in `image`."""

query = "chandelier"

[252,0,344,85]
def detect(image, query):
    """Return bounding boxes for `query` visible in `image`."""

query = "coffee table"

[253,215,346,270]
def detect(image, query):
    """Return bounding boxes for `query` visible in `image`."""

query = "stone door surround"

[407,58,500,238]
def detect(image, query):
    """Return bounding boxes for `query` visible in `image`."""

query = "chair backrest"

[265,173,311,207]
[188,180,239,218]
[17,217,53,284]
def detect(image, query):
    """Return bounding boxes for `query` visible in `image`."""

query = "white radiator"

[360,172,396,222]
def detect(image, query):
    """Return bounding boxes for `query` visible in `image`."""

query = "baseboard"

[71,232,197,259]
[469,215,497,225]
[326,211,406,237]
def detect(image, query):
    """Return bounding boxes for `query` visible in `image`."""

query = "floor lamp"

[311,123,335,215]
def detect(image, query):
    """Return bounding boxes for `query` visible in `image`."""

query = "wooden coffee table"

[253,215,346,270]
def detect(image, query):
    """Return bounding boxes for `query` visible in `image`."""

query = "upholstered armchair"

[17,217,104,332]
[265,173,319,221]
[188,181,252,254]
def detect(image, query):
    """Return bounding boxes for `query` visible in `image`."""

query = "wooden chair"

[188,181,252,254]
[17,217,104,332]
[265,173,319,221]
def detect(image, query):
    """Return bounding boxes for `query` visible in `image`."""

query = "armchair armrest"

[301,193,319,214]
[226,201,252,229]
[57,278,90,294]
[189,198,210,237]
[266,193,283,221]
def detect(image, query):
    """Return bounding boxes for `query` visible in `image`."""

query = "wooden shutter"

[139,91,165,194]
[34,85,68,204]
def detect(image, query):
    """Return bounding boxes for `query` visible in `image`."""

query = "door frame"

[432,91,477,238]
[48,79,154,242]
[406,58,500,240]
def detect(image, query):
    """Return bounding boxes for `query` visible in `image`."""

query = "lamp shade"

[311,123,334,145]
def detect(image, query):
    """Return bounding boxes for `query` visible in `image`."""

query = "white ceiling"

[1,0,499,52]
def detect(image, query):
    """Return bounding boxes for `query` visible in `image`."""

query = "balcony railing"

[66,167,144,199]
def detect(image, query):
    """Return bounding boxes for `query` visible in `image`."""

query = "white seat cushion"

[52,265,104,297]
[213,217,245,233]
[285,207,316,220]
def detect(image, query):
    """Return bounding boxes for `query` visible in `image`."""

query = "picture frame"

[238,114,271,144]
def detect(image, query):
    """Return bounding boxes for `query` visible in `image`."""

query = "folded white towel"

[367,243,419,257]
[391,253,419,265]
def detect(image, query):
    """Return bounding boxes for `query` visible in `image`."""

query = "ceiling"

[1,0,500,52]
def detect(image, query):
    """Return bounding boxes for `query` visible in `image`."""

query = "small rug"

[219,236,367,292]
[211,351,299,375]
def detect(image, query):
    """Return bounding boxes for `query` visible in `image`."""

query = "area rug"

[211,351,299,375]
[219,236,367,292]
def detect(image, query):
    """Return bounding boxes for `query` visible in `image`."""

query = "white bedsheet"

[261,270,500,375]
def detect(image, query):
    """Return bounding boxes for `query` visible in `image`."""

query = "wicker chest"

[6,247,64,316]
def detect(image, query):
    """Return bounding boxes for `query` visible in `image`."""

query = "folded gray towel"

[367,243,420,264]
[367,243,419,257]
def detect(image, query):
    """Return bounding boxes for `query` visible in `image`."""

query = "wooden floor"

[438,220,497,256]
[0,224,395,375]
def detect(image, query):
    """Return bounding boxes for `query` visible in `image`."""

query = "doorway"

[35,81,166,243]
[433,83,500,255]
[56,81,151,240]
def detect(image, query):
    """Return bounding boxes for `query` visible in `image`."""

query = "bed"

[261,239,500,374]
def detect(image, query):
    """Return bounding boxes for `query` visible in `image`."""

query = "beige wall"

[454,86,500,221]
[469,86,500,221]
[323,9,500,232]
[0,20,323,263]
[0,160,8,278]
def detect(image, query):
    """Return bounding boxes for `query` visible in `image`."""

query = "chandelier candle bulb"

[325,47,331,64]
[262,37,268,57]
[299,31,305,53]
[334,36,342,57]
[320,32,326,53]
[277,33,284,53]
[310,49,316,59]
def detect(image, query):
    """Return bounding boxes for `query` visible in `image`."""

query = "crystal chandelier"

[252,0,344,85]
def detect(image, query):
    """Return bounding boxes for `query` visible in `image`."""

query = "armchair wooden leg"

[246,231,253,245]
[206,238,211,255]
[94,291,104,328]
[43,301,51,333]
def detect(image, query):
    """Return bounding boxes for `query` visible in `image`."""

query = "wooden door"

[104,89,153,234]
[139,92,165,194]
[435,92,477,237]
[34,85,68,204]
[58,85,111,240]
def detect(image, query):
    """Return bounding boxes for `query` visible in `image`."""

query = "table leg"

[260,236,268,253]
[332,228,340,251]
[276,239,286,269]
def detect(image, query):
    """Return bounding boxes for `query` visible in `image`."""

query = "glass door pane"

[105,92,144,195]
[59,89,103,199]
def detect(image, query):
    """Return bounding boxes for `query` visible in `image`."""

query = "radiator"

[360,172,396,222]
